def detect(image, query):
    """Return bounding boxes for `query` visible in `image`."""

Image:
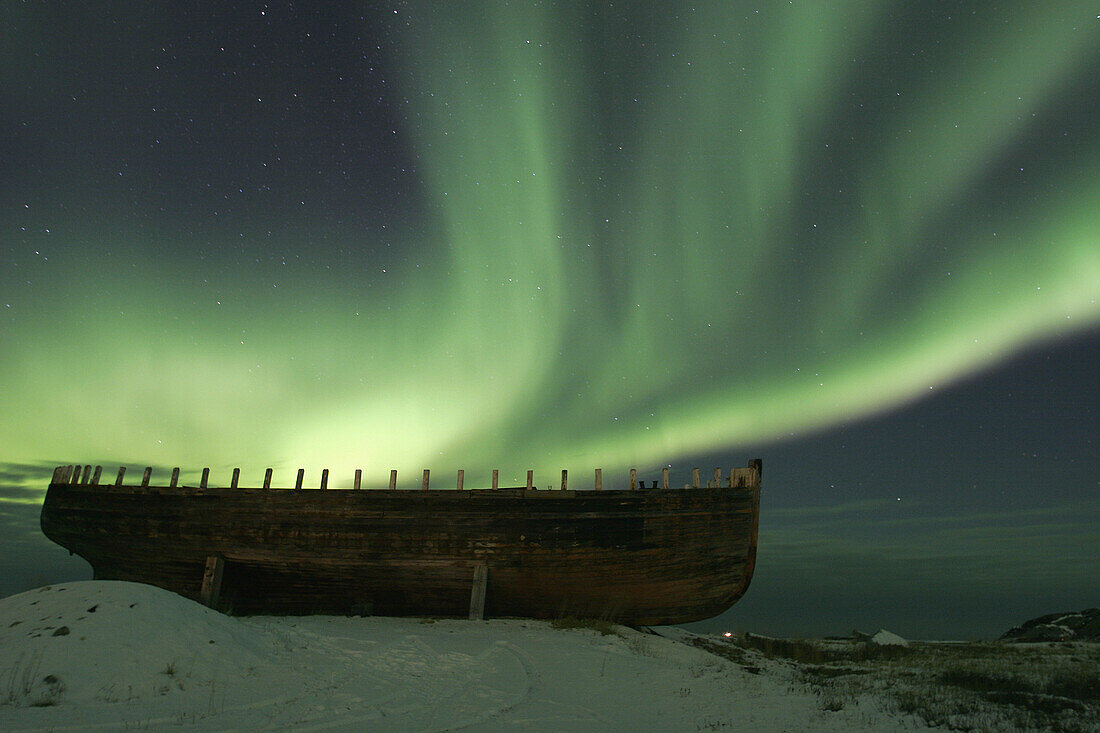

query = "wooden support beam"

[91,465,102,485]
[81,465,92,484]
[594,468,602,491]
[263,468,272,489]
[295,469,304,490]
[630,468,637,490]
[662,467,669,490]
[492,469,499,490]
[199,555,225,610]
[468,563,488,621]
[692,468,700,489]
[63,465,74,483]
[421,469,430,490]
[51,466,62,484]
[388,469,397,490]
[353,469,362,490]
[729,460,763,488]
[141,467,151,487]
[320,469,329,490]
[714,467,721,488]
[170,467,180,487]
[231,468,240,489]
[115,467,126,486]
[200,468,209,489]
[457,469,464,491]
[526,470,533,490]
[560,470,568,491]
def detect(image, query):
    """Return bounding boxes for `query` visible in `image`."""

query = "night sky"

[2,1,1097,639]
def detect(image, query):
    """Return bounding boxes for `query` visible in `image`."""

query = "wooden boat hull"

[40,466,760,625]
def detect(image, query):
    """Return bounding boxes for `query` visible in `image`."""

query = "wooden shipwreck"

[40,461,761,625]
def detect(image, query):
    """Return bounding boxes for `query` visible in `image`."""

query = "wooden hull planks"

[39,462,761,625]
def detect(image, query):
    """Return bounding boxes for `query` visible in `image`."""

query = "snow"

[1,581,925,731]
[870,630,909,647]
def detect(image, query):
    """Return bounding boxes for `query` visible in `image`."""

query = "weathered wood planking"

[40,461,761,625]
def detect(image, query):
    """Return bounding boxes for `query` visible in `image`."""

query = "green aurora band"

[3,1,1098,489]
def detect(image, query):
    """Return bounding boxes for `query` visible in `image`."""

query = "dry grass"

[548,615,618,636]
[712,634,1100,731]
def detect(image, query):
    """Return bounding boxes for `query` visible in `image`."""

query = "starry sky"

[2,1,1097,639]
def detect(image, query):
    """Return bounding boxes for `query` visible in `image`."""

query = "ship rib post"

[200,468,209,489]
[469,563,488,620]
[692,468,700,489]
[91,465,102,485]
[713,468,721,488]
[630,468,637,490]
[662,467,669,490]
[353,469,361,490]
[457,469,464,491]
[320,469,329,490]
[492,469,499,490]
[730,467,745,487]
[526,470,533,490]
[421,470,430,490]
[295,469,304,490]
[115,467,126,486]
[51,466,62,484]
[81,465,92,484]
[141,467,152,487]
[199,555,225,611]
[231,468,240,489]
[560,470,567,490]
[263,468,272,489]
[594,468,602,490]
[170,467,180,487]
[389,469,397,490]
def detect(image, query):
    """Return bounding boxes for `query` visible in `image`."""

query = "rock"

[869,629,908,647]
[1000,608,1100,642]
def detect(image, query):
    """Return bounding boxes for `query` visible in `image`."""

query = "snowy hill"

[999,608,1100,642]
[2,582,1097,731]
[0,581,907,731]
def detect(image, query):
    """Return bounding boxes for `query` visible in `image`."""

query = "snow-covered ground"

[2,582,1096,731]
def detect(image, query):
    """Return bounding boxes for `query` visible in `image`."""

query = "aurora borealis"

[2,2,1098,636]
